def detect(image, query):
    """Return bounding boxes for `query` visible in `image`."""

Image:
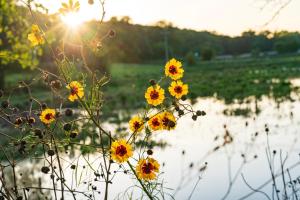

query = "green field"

[4,55,300,113]
[107,56,300,109]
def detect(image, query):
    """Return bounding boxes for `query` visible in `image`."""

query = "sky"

[40,0,300,36]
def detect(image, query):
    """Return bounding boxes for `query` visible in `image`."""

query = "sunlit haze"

[40,0,300,36]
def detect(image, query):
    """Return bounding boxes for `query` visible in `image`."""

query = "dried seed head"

[65,108,73,116]
[50,80,62,89]
[192,115,197,121]
[147,149,153,155]
[178,110,184,116]
[63,123,72,131]
[41,166,50,174]
[47,149,55,156]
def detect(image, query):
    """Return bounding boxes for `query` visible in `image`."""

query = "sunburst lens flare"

[61,12,84,28]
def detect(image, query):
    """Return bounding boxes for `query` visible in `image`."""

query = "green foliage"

[274,32,300,54]
[201,47,215,61]
[0,0,41,69]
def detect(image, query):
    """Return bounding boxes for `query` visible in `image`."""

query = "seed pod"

[168,121,176,128]
[147,149,153,155]
[178,110,184,116]
[47,149,55,156]
[41,166,50,174]
[63,123,72,131]
[196,110,201,116]
[65,108,73,116]
[192,115,197,121]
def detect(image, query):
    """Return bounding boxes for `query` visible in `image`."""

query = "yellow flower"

[136,157,160,181]
[168,80,188,99]
[59,0,80,15]
[129,116,144,133]
[148,115,162,131]
[165,58,184,80]
[145,85,165,106]
[66,81,84,102]
[39,108,56,124]
[160,111,176,130]
[28,24,44,46]
[110,139,133,163]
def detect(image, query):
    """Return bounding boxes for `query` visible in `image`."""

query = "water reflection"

[10,96,300,199]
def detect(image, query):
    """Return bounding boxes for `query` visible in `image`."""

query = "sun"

[61,12,85,28]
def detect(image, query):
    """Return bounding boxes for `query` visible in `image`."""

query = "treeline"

[83,17,300,63]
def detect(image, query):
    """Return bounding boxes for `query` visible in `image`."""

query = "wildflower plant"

[0,1,206,199]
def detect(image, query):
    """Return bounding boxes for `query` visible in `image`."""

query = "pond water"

[14,96,300,200]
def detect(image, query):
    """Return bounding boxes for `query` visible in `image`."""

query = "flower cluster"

[109,58,195,181]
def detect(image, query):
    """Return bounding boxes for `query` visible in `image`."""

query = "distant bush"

[185,51,196,65]
[201,47,215,61]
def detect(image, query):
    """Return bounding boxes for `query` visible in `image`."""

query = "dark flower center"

[133,121,141,130]
[169,65,177,75]
[70,86,78,95]
[150,90,159,100]
[162,117,170,126]
[152,118,160,127]
[45,113,54,120]
[174,86,182,94]
[116,145,127,157]
[142,162,154,174]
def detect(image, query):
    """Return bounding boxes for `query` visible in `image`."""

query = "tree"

[274,32,300,54]
[0,0,41,89]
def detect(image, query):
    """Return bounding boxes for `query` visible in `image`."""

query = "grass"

[4,55,300,113]
[106,55,300,110]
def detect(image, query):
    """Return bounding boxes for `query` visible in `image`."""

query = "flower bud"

[149,79,156,86]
